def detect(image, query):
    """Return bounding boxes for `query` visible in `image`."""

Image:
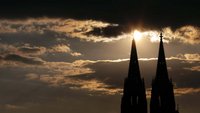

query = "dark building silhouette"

[150,33,179,113]
[121,38,147,113]
[121,33,179,113]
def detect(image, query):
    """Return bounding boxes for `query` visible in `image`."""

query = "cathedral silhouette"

[121,33,179,113]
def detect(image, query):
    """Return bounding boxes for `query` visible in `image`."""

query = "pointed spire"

[121,36,147,113]
[155,32,169,80]
[128,38,141,79]
[160,32,163,41]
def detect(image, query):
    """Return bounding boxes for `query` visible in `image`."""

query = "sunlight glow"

[130,29,169,43]
[133,30,142,41]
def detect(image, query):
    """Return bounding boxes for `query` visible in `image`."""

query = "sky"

[0,0,199,113]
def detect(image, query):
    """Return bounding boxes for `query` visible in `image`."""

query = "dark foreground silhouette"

[121,33,179,113]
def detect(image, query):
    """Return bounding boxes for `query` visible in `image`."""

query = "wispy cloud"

[146,88,200,98]
[48,44,82,56]
[163,26,200,44]
[25,73,121,95]
[1,18,199,44]
[17,44,47,56]
[138,53,200,62]
[2,54,44,65]
[0,18,126,43]
[0,104,25,110]
[170,53,200,63]
[132,26,200,44]
[184,66,200,72]
[0,58,125,95]
[0,57,95,77]
[174,88,200,96]
[0,43,81,57]
[0,54,199,96]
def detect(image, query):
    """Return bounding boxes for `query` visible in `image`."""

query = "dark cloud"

[0,0,200,29]
[19,47,42,53]
[18,46,46,56]
[86,25,128,37]
[3,54,44,65]
[0,30,63,47]
[69,58,200,90]
[0,56,199,113]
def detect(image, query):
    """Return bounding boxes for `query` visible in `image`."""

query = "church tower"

[150,33,179,113]
[121,38,147,113]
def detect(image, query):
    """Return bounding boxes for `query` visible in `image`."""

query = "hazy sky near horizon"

[0,0,199,113]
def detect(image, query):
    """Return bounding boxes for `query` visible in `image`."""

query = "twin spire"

[156,32,169,80]
[121,32,147,113]
[128,37,141,79]
[121,33,179,113]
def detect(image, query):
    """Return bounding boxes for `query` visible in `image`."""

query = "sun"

[133,30,142,41]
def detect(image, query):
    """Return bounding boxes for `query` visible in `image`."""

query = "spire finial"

[160,32,163,41]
